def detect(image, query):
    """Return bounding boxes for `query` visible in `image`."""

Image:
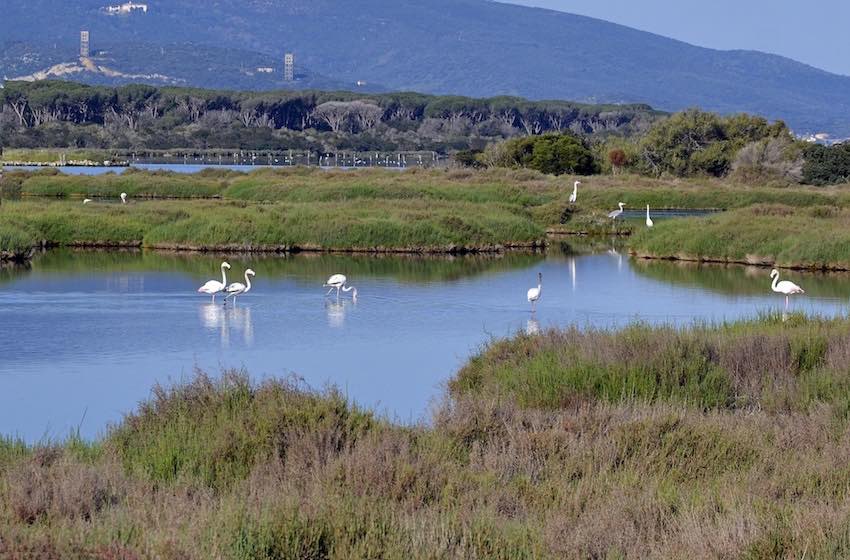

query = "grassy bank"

[630,204,850,270]
[0,198,545,254]
[5,316,850,557]
[0,148,117,165]
[6,167,850,263]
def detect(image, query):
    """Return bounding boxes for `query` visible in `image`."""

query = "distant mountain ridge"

[1,0,849,135]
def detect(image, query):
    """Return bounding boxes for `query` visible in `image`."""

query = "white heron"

[324,274,355,298]
[569,181,580,204]
[224,269,255,305]
[608,202,625,220]
[770,269,804,309]
[646,205,654,228]
[83,199,92,204]
[527,272,542,312]
[120,192,127,204]
[197,262,231,302]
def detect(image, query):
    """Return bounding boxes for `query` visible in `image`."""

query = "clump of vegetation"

[803,142,850,186]
[479,133,600,175]
[6,316,850,557]
[629,204,850,269]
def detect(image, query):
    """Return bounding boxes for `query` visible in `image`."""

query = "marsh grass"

[630,204,850,269]
[5,318,850,557]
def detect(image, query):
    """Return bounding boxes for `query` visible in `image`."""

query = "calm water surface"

[1,246,848,441]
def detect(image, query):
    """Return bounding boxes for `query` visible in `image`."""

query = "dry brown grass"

[4,317,850,558]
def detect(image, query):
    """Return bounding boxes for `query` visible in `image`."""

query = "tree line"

[0,81,660,152]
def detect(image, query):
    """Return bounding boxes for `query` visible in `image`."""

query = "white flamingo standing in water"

[770,269,804,310]
[197,262,231,302]
[646,205,654,228]
[527,272,542,313]
[324,274,357,299]
[569,181,580,204]
[225,269,255,305]
[120,192,127,204]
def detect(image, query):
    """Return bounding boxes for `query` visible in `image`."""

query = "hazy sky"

[504,0,850,76]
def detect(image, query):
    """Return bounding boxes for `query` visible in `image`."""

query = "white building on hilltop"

[105,2,149,15]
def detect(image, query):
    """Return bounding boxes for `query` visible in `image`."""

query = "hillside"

[1,0,849,135]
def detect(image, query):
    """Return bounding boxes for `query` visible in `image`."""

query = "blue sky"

[504,0,850,76]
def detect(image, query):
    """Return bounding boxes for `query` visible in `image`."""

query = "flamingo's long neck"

[221,265,228,286]
[244,273,252,293]
[771,274,780,292]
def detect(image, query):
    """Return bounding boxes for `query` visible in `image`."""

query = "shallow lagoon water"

[1,247,848,441]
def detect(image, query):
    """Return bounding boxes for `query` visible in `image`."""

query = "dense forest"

[0,81,661,153]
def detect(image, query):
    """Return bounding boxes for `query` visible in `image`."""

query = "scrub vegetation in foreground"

[4,315,850,558]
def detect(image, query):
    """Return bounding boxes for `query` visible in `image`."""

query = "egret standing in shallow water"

[225,269,255,305]
[197,262,231,302]
[527,272,542,313]
[770,269,804,310]
[646,205,654,228]
[569,181,580,204]
[120,192,127,204]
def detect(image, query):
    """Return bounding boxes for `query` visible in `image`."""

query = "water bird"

[527,272,542,312]
[225,269,255,305]
[646,205,654,227]
[608,202,625,220]
[770,269,804,309]
[569,181,580,204]
[324,274,355,298]
[120,192,127,204]
[197,262,231,302]
[83,199,92,204]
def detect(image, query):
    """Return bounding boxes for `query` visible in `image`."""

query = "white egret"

[224,269,255,305]
[569,181,580,204]
[646,205,654,228]
[197,262,231,302]
[83,199,92,204]
[120,192,127,204]
[770,269,804,309]
[324,274,348,297]
[527,272,542,312]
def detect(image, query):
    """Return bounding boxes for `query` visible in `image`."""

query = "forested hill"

[0,82,662,152]
[1,0,849,136]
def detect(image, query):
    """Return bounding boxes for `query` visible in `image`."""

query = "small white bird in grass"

[83,199,92,205]
[770,269,805,310]
[527,272,542,313]
[197,261,231,303]
[224,269,255,305]
[120,192,128,204]
[569,180,580,204]
[645,205,654,228]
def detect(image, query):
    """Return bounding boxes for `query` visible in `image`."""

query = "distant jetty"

[2,160,129,168]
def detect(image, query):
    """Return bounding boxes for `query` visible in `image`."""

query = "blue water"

[0,249,847,442]
[8,163,409,175]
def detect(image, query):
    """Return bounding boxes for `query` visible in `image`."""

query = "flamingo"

[324,274,349,297]
[197,262,231,302]
[342,285,358,300]
[225,269,255,305]
[83,199,92,204]
[527,272,542,312]
[120,192,127,204]
[770,269,804,310]
[646,205,654,228]
[569,181,580,204]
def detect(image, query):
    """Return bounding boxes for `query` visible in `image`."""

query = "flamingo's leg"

[326,287,334,296]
